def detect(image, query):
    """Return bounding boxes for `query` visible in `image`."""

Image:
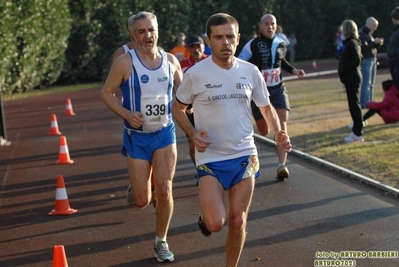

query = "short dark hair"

[382,79,394,91]
[205,13,239,38]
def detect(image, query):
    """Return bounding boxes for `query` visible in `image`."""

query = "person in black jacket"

[388,6,399,90]
[238,14,305,180]
[338,19,364,142]
[358,17,384,108]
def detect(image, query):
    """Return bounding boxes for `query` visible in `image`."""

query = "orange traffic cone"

[49,175,77,215]
[312,59,318,69]
[52,245,69,267]
[56,136,74,164]
[49,114,62,136]
[65,99,75,116]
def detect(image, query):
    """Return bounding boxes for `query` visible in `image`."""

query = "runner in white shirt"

[172,13,292,267]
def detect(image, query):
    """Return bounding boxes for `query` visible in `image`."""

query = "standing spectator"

[238,14,305,180]
[179,35,209,164]
[170,32,190,62]
[359,17,384,108]
[100,11,183,263]
[388,6,399,90]
[335,25,345,60]
[172,13,292,267]
[362,79,399,124]
[338,19,364,142]
[287,32,297,63]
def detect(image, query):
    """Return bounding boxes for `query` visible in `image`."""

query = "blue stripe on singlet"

[131,65,143,131]
[167,65,173,116]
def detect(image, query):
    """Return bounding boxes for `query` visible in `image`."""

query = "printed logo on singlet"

[257,42,267,49]
[257,41,271,69]
[157,76,167,83]
[140,75,150,84]
[236,83,251,90]
[205,82,222,92]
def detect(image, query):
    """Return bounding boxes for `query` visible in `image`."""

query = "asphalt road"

[1,68,398,267]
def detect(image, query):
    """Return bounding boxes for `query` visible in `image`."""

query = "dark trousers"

[344,80,363,136]
[390,63,399,90]
[363,108,380,121]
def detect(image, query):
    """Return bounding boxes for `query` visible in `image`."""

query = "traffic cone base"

[52,245,69,267]
[49,114,62,136]
[312,59,318,69]
[56,136,74,164]
[65,98,75,116]
[49,175,77,216]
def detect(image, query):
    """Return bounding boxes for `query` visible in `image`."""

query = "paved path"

[1,72,398,266]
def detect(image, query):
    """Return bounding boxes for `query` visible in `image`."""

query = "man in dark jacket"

[358,17,384,108]
[387,7,399,89]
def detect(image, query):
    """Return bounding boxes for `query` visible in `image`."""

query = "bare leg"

[226,176,255,267]
[276,108,289,165]
[198,175,226,232]
[127,157,152,208]
[152,144,177,239]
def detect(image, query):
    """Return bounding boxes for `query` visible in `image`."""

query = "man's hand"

[193,130,211,153]
[275,130,292,152]
[293,68,305,78]
[125,111,144,129]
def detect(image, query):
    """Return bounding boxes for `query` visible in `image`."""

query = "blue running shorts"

[121,123,176,162]
[196,155,260,190]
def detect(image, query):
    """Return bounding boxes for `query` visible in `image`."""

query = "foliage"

[57,0,138,84]
[56,0,272,84]
[0,0,70,94]
[0,2,17,94]
[2,0,399,94]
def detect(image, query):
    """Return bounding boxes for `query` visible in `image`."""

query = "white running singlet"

[176,57,270,165]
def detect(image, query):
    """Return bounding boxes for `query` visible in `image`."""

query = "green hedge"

[0,0,70,95]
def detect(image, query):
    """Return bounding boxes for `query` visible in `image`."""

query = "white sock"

[155,236,166,244]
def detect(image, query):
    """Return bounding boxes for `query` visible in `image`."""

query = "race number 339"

[262,68,281,87]
[141,95,168,132]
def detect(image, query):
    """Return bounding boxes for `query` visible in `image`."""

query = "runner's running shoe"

[275,164,289,181]
[126,184,134,205]
[198,214,212,237]
[154,241,174,262]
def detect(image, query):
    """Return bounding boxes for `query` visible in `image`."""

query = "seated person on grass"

[362,79,399,124]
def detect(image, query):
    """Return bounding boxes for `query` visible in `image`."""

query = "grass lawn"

[260,72,399,189]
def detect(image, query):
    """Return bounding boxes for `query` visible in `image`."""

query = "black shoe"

[198,214,211,237]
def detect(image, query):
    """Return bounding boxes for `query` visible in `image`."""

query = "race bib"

[141,95,168,132]
[262,68,281,87]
